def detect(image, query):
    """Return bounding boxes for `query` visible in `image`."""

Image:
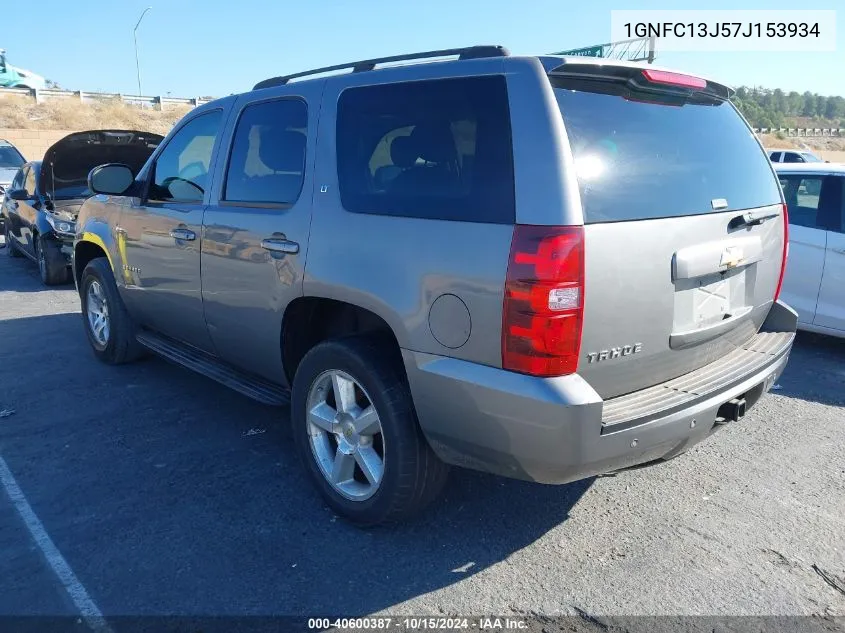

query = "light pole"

[133,7,152,96]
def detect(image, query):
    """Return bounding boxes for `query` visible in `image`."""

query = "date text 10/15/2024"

[307,617,529,630]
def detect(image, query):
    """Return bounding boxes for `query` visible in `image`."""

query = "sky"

[3,0,844,99]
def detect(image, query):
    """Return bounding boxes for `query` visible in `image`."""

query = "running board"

[135,331,290,406]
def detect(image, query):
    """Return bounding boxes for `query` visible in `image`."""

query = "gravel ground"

[0,248,843,629]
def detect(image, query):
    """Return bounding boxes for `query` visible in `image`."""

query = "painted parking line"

[0,456,113,633]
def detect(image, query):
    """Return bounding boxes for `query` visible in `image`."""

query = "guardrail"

[0,86,215,109]
[753,127,844,137]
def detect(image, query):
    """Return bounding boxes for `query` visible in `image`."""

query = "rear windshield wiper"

[728,209,781,229]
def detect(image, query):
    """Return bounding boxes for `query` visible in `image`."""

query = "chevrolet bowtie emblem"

[720,246,744,269]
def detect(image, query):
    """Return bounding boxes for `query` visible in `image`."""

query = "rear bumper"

[403,301,798,484]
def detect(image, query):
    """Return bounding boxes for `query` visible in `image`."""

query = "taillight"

[502,225,585,377]
[774,203,789,302]
[641,69,707,89]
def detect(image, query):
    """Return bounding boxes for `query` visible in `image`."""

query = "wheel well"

[281,298,403,384]
[73,241,107,289]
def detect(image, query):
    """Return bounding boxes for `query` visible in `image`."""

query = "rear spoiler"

[545,59,733,101]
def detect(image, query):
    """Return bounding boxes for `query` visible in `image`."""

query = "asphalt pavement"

[0,247,843,627]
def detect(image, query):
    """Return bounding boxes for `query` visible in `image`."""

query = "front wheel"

[291,337,449,526]
[35,235,70,285]
[80,257,143,364]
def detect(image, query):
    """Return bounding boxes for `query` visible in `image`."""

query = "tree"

[772,88,786,114]
[815,94,827,118]
[801,91,816,117]
[787,92,802,117]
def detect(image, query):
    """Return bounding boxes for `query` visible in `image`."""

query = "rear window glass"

[553,78,782,223]
[336,76,515,224]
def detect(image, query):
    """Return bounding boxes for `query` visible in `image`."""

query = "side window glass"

[336,75,515,224]
[769,152,780,162]
[822,176,844,234]
[148,110,223,203]
[11,166,26,191]
[779,175,824,229]
[23,166,36,195]
[224,99,308,205]
[783,152,804,163]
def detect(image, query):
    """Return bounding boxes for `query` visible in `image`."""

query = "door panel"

[3,166,28,248]
[201,90,319,382]
[777,173,840,325]
[119,108,226,351]
[15,165,39,255]
[815,232,845,331]
[814,176,845,331]
[780,225,826,324]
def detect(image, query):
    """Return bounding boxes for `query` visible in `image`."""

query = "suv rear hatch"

[550,63,786,399]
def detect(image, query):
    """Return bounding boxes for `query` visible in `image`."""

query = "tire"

[35,235,70,285]
[4,224,22,257]
[80,257,144,364]
[291,337,449,526]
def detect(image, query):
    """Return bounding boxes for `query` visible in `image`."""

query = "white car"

[775,163,845,338]
[769,148,826,164]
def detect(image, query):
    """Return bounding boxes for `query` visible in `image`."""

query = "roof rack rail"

[253,45,509,90]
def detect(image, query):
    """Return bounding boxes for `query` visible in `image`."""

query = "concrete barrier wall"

[0,129,78,162]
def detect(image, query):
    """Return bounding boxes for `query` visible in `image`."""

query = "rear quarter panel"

[305,59,534,367]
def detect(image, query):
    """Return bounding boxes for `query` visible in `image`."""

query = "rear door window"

[780,174,844,232]
[224,98,308,206]
[553,78,782,223]
[336,76,515,224]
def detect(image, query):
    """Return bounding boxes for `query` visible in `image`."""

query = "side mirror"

[8,189,29,201]
[88,163,135,196]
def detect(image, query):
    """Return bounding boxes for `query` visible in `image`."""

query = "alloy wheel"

[305,369,385,501]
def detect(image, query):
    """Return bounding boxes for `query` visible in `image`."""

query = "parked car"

[775,163,845,338]
[2,130,163,284]
[768,148,826,164]
[73,47,796,525]
[0,138,26,236]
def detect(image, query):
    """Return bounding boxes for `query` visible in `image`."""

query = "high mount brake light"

[641,69,707,89]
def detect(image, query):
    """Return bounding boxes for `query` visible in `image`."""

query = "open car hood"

[40,130,163,200]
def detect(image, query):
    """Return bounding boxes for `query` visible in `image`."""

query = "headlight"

[45,213,76,236]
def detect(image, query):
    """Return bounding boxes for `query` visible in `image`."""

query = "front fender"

[73,197,123,284]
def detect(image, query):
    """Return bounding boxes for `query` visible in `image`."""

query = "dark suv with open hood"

[2,130,162,284]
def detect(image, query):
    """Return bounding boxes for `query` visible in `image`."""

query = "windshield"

[801,152,824,163]
[553,77,782,223]
[0,146,25,169]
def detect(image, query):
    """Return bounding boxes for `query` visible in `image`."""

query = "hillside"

[1,89,843,156]
[731,86,845,130]
[0,95,190,135]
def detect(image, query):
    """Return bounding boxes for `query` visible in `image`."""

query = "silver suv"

[73,46,797,525]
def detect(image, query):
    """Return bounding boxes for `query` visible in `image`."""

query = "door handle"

[261,238,299,254]
[170,228,196,241]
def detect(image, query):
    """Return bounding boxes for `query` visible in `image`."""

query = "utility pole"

[134,7,152,96]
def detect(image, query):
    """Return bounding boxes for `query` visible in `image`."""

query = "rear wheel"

[35,235,70,285]
[291,337,449,526]
[4,224,21,257]
[80,257,143,364]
